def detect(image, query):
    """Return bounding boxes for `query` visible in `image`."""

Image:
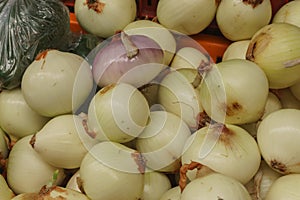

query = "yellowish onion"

[246,23,300,89]
[272,0,300,28]
[222,40,250,61]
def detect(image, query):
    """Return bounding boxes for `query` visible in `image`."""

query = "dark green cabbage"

[0,0,72,90]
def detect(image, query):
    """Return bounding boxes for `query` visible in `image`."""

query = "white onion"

[222,40,250,61]
[0,88,50,139]
[181,124,261,185]
[142,171,172,200]
[0,174,14,200]
[123,20,177,66]
[199,59,269,125]
[245,160,282,200]
[265,174,300,200]
[31,114,98,169]
[157,69,203,131]
[74,0,137,38]
[181,173,252,200]
[170,47,210,70]
[271,88,300,109]
[87,83,150,143]
[246,23,300,89]
[272,0,300,28]
[216,0,272,41]
[66,170,81,192]
[156,0,217,35]
[159,186,181,200]
[290,80,300,101]
[6,135,65,194]
[257,109,300,174]
[21,49,94,117]
[136,111,192,172]
[79,141,144,200]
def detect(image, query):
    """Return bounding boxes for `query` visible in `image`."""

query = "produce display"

[0,0,300,199]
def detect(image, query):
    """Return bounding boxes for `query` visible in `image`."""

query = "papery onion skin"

[0,88,50,139]
[92,33,165,88]
[216,0,272,41]
[181,173,252,200]
[265,174,300,200]
[74,0,137,38]
[257,109,300,175]
[246,23,300,89]
[156,0,217,35]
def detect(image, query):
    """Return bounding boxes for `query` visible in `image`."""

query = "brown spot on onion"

[225,102,243,117]
[98,84,115,95]
[246,31,272,61]
[29,134,36,148]
[35,49,49,61]
[85,0,105,13]
[131,151,147,174]
[242,0,263,8]
[179,161,203,192]
[270,159,287,173]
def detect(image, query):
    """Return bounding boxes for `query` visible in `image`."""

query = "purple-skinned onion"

[92,32,166,88]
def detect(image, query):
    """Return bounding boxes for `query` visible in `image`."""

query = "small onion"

[30,114,98,169]
[74,0,136,38]
[157,69,203,131]
[181,173,252,200]
[123,20,177,66]
[216,0,272,41]
[271,88,300,109]
[265,174,300,200]
[272,0,300,28]
[159,186,181,200]
[222,40,251,61]
[181,124,261,185]
[87,83,150,143]
[0,88,50,139]
[290,80,300,101]
[199,59,269,125]
[21,49,94,117]
[6,135,65,194]
[257,108,300,174]
[0,174,14,200]
[245,160,282,200]
[79,141,145,200]
[92,32,165,88]
[156,0,217,35]
[246,23,300,89]
[136,111,192,172]
[142,171,172,200]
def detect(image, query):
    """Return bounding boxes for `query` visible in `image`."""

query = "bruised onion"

[92,32,165,88]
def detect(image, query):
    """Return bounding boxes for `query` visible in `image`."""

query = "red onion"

[92,32,165,88]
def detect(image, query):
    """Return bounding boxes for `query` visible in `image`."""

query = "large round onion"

[0,88,50,139]
[246,23,300,89]
[181,124,261,185]
[92,32,165,88]
[199,59,269,125]
[181,173,252,200]
[216,0,272,41]
[79,141,145,200]
[74,0,136,38]
[87,83,150,143]
[257,108,300,174]
[272,0,300,28]
[156,0,217,35]
[21,49,94,117]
